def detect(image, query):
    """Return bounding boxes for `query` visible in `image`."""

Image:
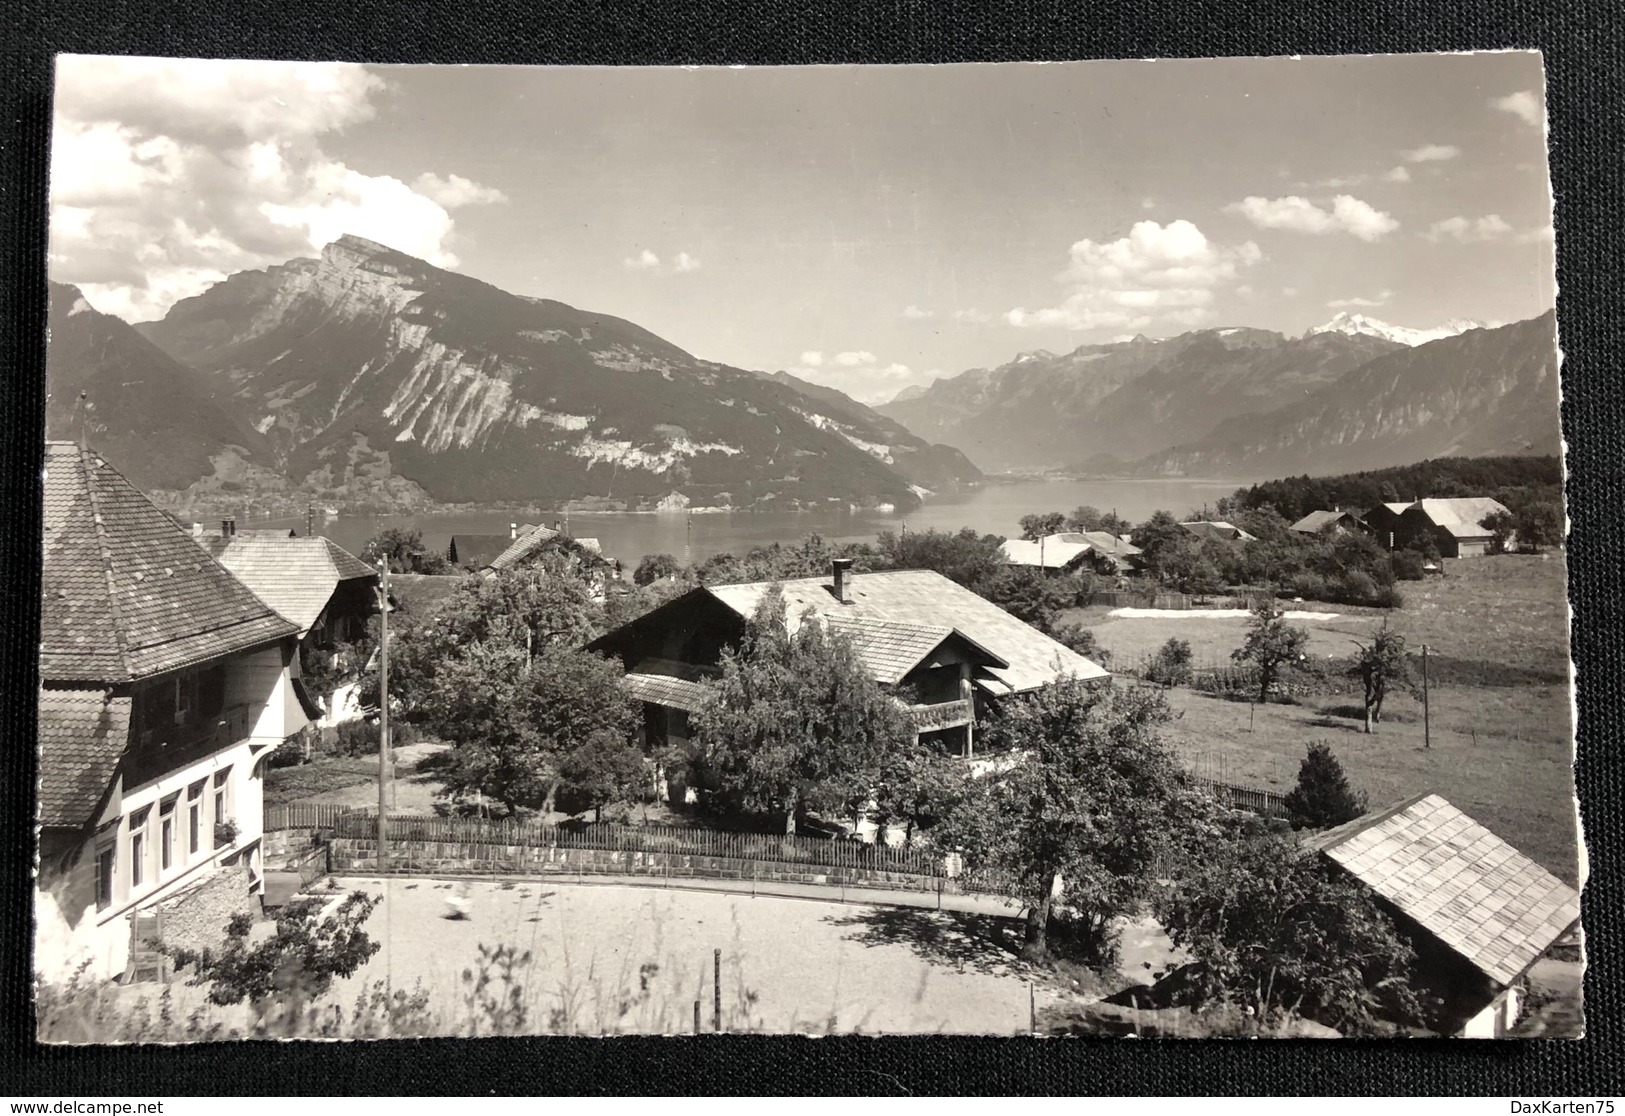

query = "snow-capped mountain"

[1306,311,1486,347]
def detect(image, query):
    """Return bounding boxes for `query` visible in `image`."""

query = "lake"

[249,476,1258,567]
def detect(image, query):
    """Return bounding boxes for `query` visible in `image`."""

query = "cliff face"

[1139,314,1562,476]
[137,236,979,509]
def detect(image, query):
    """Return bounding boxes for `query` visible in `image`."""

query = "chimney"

[510,522,518,540]
[221,517,236,538]
[831,557,855,604]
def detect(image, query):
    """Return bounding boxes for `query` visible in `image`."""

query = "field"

[1065,554,1580,884]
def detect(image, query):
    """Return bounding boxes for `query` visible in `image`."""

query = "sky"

[49,53,1557,404]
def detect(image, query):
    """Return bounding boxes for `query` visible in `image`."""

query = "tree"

[168,892,382,1006]
[633,553,682,585]
[870,737,972,848]
[1231,597,1310,704]
[1155,833,1428,1034]
[559,729,650,822]
[1283,742,1368,829]
[1066,505,1131,537]
[1348,623,1416,732]
[361,527,447,574]
[690,586,916,836]
[428,644,640,816]
[1019,512,1067,542]
[1146,637,1193,687]
[975,567,1077,632]
[936,680,1201,962]
[876,527,1007,589]
[1049,622,1111,666]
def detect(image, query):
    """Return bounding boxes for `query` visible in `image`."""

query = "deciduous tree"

[1019,512,1067,541]
[1232,598,1310,704]
[633,553,682,585]
[1349,623,1416,732]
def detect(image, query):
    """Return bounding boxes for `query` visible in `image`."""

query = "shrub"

[1335,569,1378,603]
[1292,572,1327,601]
[1371,585,1406,609]
[267,737,306,768]
[1284,742,1368,830]
[1146,638,1194,687]
[1050,622,1111,666]
[1390,550,1426,581]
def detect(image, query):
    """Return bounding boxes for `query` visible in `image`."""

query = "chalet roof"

[705,569,1108,693]
[447,534,513,569]
[41,443,299,684]
[1000,537,1094,570]
[1063,531,1141,558]
[1179,520,1257,542]
[488,523,561,571]
[1290,510,1360,534]
[36,687,132,829]
[1408,497,1511,539]
[823,614,1008,685]
[1305,793,1581,988]
[201,534,377,635]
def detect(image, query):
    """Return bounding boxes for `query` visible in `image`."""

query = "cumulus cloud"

[1005,219,1261,333]
[1225,195,1399,241]
[46,56,495,322]
[786,352,924,405]
[1403,143,1461,163]
[1327,290,1392,308]
[901,304,935,319]
[412,172,508,208]
[1493,90,1544,128]
[623,249,662,270]
[674,251,701,273]
[1424,214,1515,243]
[1383,166,1412,183]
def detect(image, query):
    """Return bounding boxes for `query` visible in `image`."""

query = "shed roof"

[1408,497,1511,539]
[1305,793,1581,987]
[201,534,377,635]
[41,443,298,683]
[705,569,1107,693]
[623,672,711,714]
[36,687,132,829]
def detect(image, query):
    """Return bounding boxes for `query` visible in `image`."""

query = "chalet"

[1288,509,1367,536]
[200,531,381,727]
[1398,498,1509,558]
[1305,793,1581,1038]
[1063,531,1142,574]
[1361,502,1415,551]
[1001,532,1142,576]
[586,559,1110,763]
[1179,520,1256,543]
[36,444,307,982]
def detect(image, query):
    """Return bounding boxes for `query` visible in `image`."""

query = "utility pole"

[377,559,391,866]
[1421,642,1430,749]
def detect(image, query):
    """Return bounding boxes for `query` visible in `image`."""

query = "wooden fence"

[264,802,359,832]
[1205,780,1290,819]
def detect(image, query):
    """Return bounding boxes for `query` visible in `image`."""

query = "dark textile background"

[2,0,1619,1096]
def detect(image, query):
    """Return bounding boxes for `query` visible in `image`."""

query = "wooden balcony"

[908,698,974,732]
[125,703,257,787]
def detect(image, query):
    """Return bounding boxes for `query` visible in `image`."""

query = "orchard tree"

[1349,623,1416,732]
[1232,597,1310,704]
[428,643,639,816]
[1155,833,1429,1034]
[1019,512,1067,542]
[690,586,916,837]
[633,553,682,585]
[559,729,650,822]
[937,680,1202,962]
[1283,742,1368,829]
[870,736,972,847]
[168,892,382,1006]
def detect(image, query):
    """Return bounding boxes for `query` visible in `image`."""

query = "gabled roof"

[447,533,513,569]
[823,614,1008,685]
[1407,497,1511,539]
[1063,531,1141,559]
[1179,520,1257,542]
[201,534,377,635]
[41,443,299,683]
[36,686,132,829]
[705,569,1108,693]
[1000,537,1094,570]
[488,523,560,571]
[1306,793,1581,988]
[1290,509,1362,534]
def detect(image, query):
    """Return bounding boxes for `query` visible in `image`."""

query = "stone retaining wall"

[157,863,256,955]
[330,837,947,894]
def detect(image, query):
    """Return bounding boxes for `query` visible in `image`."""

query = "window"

[187,781,204,855]
[95,845,116,910]
[159,796,177,871]
[212,769,232,846]
[128,808,150,890]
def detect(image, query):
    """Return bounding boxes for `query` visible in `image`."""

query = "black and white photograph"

[33,52,1579,1042]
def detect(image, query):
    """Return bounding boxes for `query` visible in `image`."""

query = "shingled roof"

[36,686,133,829]
[1408,497,1510,540]
[1305,793,1581,988]
[41,443,299,683]
[707,569,1107,693]
[201,534,377,635]
[488,523,560,571]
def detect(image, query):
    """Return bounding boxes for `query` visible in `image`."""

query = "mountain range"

[876,313,1559,475]
[46,236,981,514]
